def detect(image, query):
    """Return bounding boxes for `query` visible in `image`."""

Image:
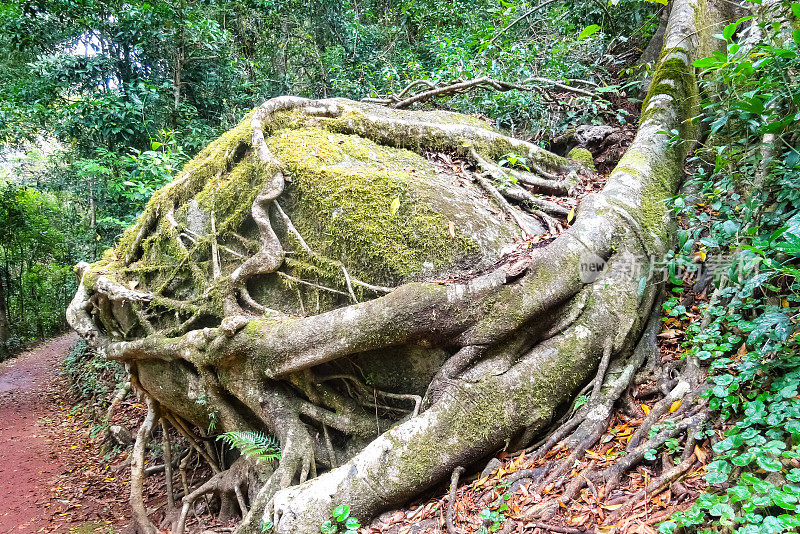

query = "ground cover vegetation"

[4,1,800,534]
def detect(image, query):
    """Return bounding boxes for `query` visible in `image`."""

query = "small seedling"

[320,504,361,534]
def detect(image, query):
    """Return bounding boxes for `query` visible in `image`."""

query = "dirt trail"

[0,334,122,534]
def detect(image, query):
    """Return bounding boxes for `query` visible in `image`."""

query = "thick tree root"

[174,456,262,534]
[130,396,159,534]
[362,76,600,110]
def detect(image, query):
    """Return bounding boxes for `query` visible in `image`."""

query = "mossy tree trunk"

[67,1,733,532]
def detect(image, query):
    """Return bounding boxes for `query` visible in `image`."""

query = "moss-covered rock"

[567,147,597,171]
[87,99,521,320]
[269,126,513,285]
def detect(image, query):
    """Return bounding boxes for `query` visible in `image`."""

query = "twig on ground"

[446,466,466,534]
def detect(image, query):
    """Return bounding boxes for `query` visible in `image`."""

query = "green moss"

[69,522,111,534]
[639,55,700,139]
[268,127,476,282]
[115,111,256,261]
[197,154,269,233]
[639,159,678,249]
[285,104,569,171]
[388,377,514,482]
[95,102,525,322]
[614,149,681,252]
[567,147,596,170]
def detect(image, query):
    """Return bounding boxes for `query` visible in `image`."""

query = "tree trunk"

[0,272,10,359]
[88,177,96,229]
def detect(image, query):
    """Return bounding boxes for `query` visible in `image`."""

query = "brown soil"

[0,334,125,534]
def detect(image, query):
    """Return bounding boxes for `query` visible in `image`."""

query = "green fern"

[218,431,281,463]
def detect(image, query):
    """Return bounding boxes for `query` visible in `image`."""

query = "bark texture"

[66,1,726,530]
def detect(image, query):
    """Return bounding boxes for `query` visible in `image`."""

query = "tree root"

[469,147,571,194]
[446,466,465,534]
[130,396,159,534]
[606,437,699,524]
[363,75,600,110]
[161,418,176,510]
[105,378,131,423]
[165,413,221,474]
[174,456,262,534]
[65,0,719,525]
[500,184,571,217]
[527,523,585,534]
[468,158,541,237]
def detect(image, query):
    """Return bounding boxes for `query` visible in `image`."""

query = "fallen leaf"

[658,329,680,338]
[448,221,456,238]
[641,404,650,415]
[670,399,682,413]
[737,342,747,358]
[694,445,707,463]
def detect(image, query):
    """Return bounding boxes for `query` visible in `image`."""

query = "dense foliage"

[660,9,800,534]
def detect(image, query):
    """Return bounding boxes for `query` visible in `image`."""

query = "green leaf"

[218,432,280,463]
[788,468,800,482]
[721,16,753,41]
[578,24,601,40]
[756,455,783,472]
[706,459,731,483]
[771,490,798,510]
[763,515,786,534]
[693,56,721,69]
[722,22,738,41]
[792,2,800,18]
[659,521,676,534]
[332,504,350,522]
[344,517,360,530]
[709,502,735,521]
[779,514,800,528]
[727,485,751,503]
[320,520,337,534]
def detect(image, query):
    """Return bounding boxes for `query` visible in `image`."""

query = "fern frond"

[218,431,281,463]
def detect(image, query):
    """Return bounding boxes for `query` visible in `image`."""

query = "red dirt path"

[0,334,124,533]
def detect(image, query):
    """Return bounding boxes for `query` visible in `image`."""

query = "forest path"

[0,334,122,533]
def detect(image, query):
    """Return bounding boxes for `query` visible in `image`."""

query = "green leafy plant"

[218,431,281,463]
[659,6,800,533]
[319,504,361,534]
[477,491,512,533]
